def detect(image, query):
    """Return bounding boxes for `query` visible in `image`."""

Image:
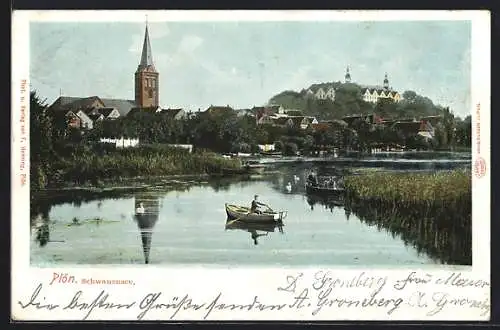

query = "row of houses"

[206,104,440,139]
[202,104,319,130]
[339,113,441,139]
[47,95,188,130]
[47,95,440,141]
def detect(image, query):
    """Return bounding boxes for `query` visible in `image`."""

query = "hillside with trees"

[268,83,445,120]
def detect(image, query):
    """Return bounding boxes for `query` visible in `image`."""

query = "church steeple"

[139,24,155,70]
[135,21,159,109]
[345,66,351,83]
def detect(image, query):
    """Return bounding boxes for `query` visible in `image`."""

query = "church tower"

[383,73,389,90]
[344,66,351,83]
[135,23,159,109]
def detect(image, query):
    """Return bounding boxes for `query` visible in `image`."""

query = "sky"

[30,20,471,117]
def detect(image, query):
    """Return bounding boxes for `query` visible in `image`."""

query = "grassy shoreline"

[344,169,471,204]
[344,169,471,264]
[36,145,242,189]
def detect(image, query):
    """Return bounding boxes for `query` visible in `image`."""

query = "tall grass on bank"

[344,169,472,264]
[345,169,471,204]
[48,144,242,187]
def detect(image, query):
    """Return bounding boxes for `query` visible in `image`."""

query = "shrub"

[283,142,298,156]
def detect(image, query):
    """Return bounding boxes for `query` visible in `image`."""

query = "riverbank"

[344,169,471,204]
[35,145,242,189]
[344,169,472,264]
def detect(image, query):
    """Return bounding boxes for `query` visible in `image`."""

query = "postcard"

[11,10,490,321]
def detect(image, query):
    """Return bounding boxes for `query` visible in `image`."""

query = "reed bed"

[344,169,471,203]
[344,169,472,264]
[346,200,472,264]
[52,145,241,186]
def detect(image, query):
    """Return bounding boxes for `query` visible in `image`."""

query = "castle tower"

[344,66,351,83]
[383,73,389,90]
[135,23,159,109]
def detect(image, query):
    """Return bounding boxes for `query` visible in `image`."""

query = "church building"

[47,23,170,126]
[134,24,159,109]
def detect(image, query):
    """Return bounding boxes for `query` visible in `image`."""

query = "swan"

[285,182,292,192]
[136,202,145,214]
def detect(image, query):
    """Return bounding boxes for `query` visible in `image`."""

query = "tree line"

[30,89,471,189]
[270,84,453,121]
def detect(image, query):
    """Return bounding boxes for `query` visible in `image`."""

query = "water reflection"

[225,219,284,245]
[306,194,345,213]
[30,154,472,266]
[33,215,50,247]
[267,164,350,197]
[344,198,472,265]
[133,193,161,264]
[31,197,59,247]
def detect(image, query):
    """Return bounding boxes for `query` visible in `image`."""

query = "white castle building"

[305,66,401,104]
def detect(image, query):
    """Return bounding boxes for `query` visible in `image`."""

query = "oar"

[263,204,274,213]
[226,218,241,226]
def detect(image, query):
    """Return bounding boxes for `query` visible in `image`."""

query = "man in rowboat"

[307,172,318,187]
[250,195,270,214]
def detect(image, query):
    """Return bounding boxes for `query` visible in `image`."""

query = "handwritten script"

[16,271,490,320]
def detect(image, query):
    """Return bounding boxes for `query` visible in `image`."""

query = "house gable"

[160,108,186,120]
[325,87,336,100]
[76,110,93,129]
[100,98,137,116]
[89,113,104,123]
[258,114,277,125]
[64,111,81,128]
[315,88,326,99]
[108,108,121,119]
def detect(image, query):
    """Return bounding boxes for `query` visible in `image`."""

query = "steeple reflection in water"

[133,193,161,264]
[225,219,284,245]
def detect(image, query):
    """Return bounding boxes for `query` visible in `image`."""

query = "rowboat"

[225,219,283,232]
[305,182,345,195]
[244,163,266,174]
[225,203,287,223]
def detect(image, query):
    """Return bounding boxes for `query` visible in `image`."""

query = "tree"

[455,115,471,148]
[268,90,307,112]
[375,98,398,119]
[274,140,284,152]
[283,142,298,156]
[402,90,417,103]
[30,90,53,190]
[442,107,456,149]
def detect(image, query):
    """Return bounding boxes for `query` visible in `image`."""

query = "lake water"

[30,152,471,267]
